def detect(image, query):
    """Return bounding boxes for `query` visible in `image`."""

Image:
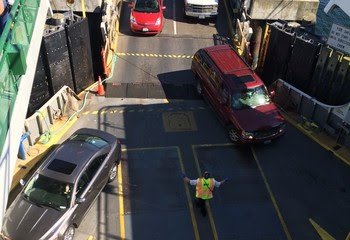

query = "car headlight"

[155,17,161,26]
[242,131,254,139]
[130,15,137,25]
[279,123,286,132]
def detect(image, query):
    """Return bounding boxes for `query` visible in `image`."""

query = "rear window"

[69,134,108,149]
[231,75,255,83]
[48,159,77,175]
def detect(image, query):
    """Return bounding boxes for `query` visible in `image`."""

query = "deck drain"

[162,111,197,132]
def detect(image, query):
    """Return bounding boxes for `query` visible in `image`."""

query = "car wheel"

[108,162,118,183]
[63,225,75,240]
[227,126,239,143]
[196,77,202,96]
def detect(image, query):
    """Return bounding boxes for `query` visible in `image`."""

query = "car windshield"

[23,174,72,211]
[231,85,271,110]
[134,0,159,12]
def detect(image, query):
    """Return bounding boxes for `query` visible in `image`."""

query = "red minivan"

[192,45,286,144]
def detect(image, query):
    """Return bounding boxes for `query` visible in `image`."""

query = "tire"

[227,126,239,143]
[195,77,202,96]
[108,162,118,183]
[63,225,75,240]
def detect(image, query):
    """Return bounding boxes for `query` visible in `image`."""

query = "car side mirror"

[19,179,26,187]
[162,6,166,10]
[269,90,275,98]
[75,197,86,204]
[128,3,133,8]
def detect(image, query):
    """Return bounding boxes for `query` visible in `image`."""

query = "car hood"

[2,196,65,240]
[185,0,218,5]
[232,103,284,132]
[132,11,161,25]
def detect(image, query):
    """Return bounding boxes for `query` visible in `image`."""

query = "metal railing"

[0,0,40,155]
[272,79,350,146]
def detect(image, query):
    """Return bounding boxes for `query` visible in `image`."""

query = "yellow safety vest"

[196,178,215,200]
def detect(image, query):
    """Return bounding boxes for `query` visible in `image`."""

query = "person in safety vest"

[182,171,229,216]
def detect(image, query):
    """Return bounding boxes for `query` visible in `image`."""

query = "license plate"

[142,28,149,32]
[199,15,205,19]
[264,140,271,144]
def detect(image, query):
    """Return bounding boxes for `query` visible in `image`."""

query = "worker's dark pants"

[196,198,207,216]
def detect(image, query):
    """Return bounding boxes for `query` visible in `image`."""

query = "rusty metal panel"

[66,18,94,93]
[285,36,321,91]
[333,58,350,104]
[42,27,75,94]
[261,24,294,85]
[315,51,341,102]
[308,46,331,96]
[327,57,349,104]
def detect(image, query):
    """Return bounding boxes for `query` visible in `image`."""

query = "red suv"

[192,45,286,144]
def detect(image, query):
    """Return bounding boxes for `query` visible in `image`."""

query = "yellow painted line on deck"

[116,53,193,58]
[87,236,94,240]
[120,146,200,239]
[82,111,90,115]
[192,145,218,240]
[92,111,98,115]
[122,146,176,152]
[309,218,335,240]
[118,161,125,240]
[120,110,124,113]
[177,146,200,240]
[282,113,350,166]
[194,143,235,148]
[251,147,292,240]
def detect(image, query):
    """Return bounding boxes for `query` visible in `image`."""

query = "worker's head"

[203,171,210,179]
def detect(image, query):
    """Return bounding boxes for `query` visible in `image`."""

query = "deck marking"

[118,160,125,240]
[120,146,200,239]
[177,147,200,240]
[82,111,90,115]
[192,145,219,240]
[251,147,292,240]
[309,218,335,240]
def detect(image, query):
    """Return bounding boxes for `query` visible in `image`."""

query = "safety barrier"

[23,86,80,151]
[272,79,350,147]
[0,0,40,155]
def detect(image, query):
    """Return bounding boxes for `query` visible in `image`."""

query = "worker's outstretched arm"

[220,178,230,185]
[181,173,191,183]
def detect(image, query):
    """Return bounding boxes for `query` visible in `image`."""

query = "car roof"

[202,45,263,89]
[37,128,117,184]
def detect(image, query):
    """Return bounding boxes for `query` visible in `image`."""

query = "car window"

[231,85,271,109]
[194,52,202,64]
[23,174,72,210]
[69,134,108,149]
[76,172,90,197]
[85,154,107,180]
[220,85,229,103]
[209,70,222,90]
[134,0,159,12]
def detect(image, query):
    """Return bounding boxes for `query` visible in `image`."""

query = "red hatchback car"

[128,0,166,34]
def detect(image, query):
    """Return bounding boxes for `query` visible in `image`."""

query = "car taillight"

[117,139,120,145]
